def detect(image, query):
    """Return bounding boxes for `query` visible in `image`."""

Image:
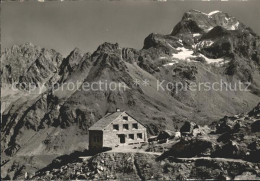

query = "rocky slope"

[153,102,260,161]
[1,42,63,87]
[1,9,260,179]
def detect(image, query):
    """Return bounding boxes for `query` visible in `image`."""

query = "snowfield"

[162,46,226,66]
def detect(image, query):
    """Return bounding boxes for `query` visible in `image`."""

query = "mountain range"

[1,9,260,179]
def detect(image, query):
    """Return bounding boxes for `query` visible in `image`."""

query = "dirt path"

[173,157,252,163]
[105,144,162,156]
[80,147,253,164]
[107,149,162,156]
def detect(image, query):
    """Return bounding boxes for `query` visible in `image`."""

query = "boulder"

[248,140,260,151]
[163,138,215,158]
[216,117,241,134]
[251,120,260,132]
[157,130,175,140]
[213,141,240,158]
[217,132,232,143]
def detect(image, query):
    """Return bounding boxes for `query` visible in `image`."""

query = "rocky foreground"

[32,152,260,180]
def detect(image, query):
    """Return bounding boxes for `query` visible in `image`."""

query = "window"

[123,116,128,121]
[113,124,119,131]
[132,123,138,129]
[129,134,134,140]
[137,133,142,139]
[123,124,129,130]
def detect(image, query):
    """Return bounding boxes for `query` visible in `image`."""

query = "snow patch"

[207,27,213,32]
[229,22,239,30]
[159,56,167,60]
[172,47,197,61]
[162,46,226,66]
[163,62,177,66]
[199,54,224,64]
[225,17,230,22]
[208,10,221,16]
[162,47,196,66]
[166,43,175,49]
[176,39,183,46]
[193,33,201,38]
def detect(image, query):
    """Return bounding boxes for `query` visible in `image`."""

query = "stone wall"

[102,112,147,148]
[89,130,103,150]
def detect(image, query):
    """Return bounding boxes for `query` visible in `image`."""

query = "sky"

[2,0,260,56]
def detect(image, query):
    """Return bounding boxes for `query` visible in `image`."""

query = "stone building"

[88,109,147,150]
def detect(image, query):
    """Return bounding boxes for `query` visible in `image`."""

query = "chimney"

[116,108,121,112]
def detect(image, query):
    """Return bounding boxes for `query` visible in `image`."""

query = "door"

[118,134,125,143]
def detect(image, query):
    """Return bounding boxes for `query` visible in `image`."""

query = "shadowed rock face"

[1,43,63,87]
[1,10,260,180]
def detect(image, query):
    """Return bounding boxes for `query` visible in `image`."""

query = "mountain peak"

[62,47,83,68]
[172,9,242,36]
[96,42,120,52]
[72,47,81,53]
[9,42,38,51]
[92,42,121,58]
[68,47,82,58]
[185,9,222,17]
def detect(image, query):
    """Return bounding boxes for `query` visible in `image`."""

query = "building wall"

[102,112,147,148]
[89,130,103,150]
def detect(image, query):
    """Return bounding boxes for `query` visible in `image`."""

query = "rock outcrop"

[32,152,260,180]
